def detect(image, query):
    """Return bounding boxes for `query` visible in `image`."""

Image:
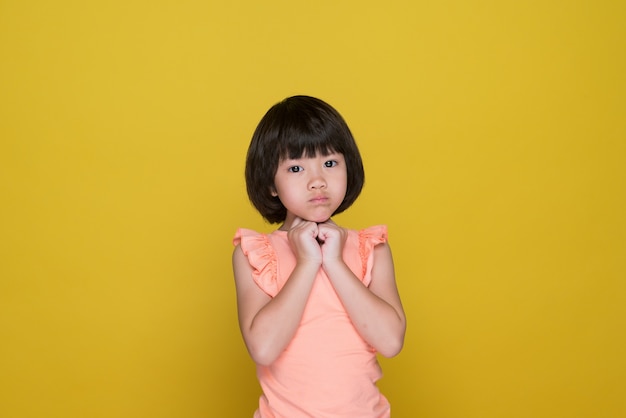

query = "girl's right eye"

[288,166,302,173]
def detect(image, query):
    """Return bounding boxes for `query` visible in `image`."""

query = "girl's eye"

[324,160,338,168]
[288,166,303,173]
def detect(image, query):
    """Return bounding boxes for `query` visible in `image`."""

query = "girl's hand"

[287,217,323,265]
[317,221,347,266]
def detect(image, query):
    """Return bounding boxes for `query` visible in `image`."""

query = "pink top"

[233,225,391,418]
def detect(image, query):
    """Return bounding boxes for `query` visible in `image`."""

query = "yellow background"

[1,1,624,417]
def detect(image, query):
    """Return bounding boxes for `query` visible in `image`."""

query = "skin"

[233,152,406,366]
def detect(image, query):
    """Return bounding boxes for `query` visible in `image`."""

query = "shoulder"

[232,228,272,266]
[232,228,285,252]
[340,225,389,252]
[354,225,388,245]
[232,228,281,296]
[359,224,387,236]
[233,228,264,246]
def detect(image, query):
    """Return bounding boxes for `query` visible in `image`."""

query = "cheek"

[272,177,294,199]
[339,170,348,191]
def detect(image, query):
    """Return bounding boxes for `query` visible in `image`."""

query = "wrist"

[321,256,346,271]
[297,257,323,270]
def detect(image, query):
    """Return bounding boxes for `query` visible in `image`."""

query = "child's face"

[272,152,347,226]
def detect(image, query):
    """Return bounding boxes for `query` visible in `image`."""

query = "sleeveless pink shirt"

[233,225,391,418]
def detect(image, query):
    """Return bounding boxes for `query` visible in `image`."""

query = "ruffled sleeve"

[233,228,279,297]
[358,225,388,286]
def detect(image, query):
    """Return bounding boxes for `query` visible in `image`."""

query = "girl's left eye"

[324,160,338,168]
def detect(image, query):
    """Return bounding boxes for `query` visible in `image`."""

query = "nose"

[308,170,327,190]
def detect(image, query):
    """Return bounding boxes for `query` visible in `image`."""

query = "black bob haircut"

[245,95,365,224]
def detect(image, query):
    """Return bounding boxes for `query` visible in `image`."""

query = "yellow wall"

[1,1,624,417]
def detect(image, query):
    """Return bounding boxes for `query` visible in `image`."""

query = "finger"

[317,222,337,236]
[289,219,319,242]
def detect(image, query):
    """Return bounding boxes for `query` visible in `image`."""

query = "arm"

[232,221,322,366]
[318,225,406,357]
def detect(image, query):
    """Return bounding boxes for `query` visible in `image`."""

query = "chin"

[300,214,331,223]
[312,216,331,224]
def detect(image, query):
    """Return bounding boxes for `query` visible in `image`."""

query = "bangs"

[277,131,340,160]
[274,106,345,160]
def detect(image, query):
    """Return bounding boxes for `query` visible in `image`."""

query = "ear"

[270,186,278,197]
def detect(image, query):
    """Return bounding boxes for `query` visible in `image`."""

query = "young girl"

[232,95,406,418]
